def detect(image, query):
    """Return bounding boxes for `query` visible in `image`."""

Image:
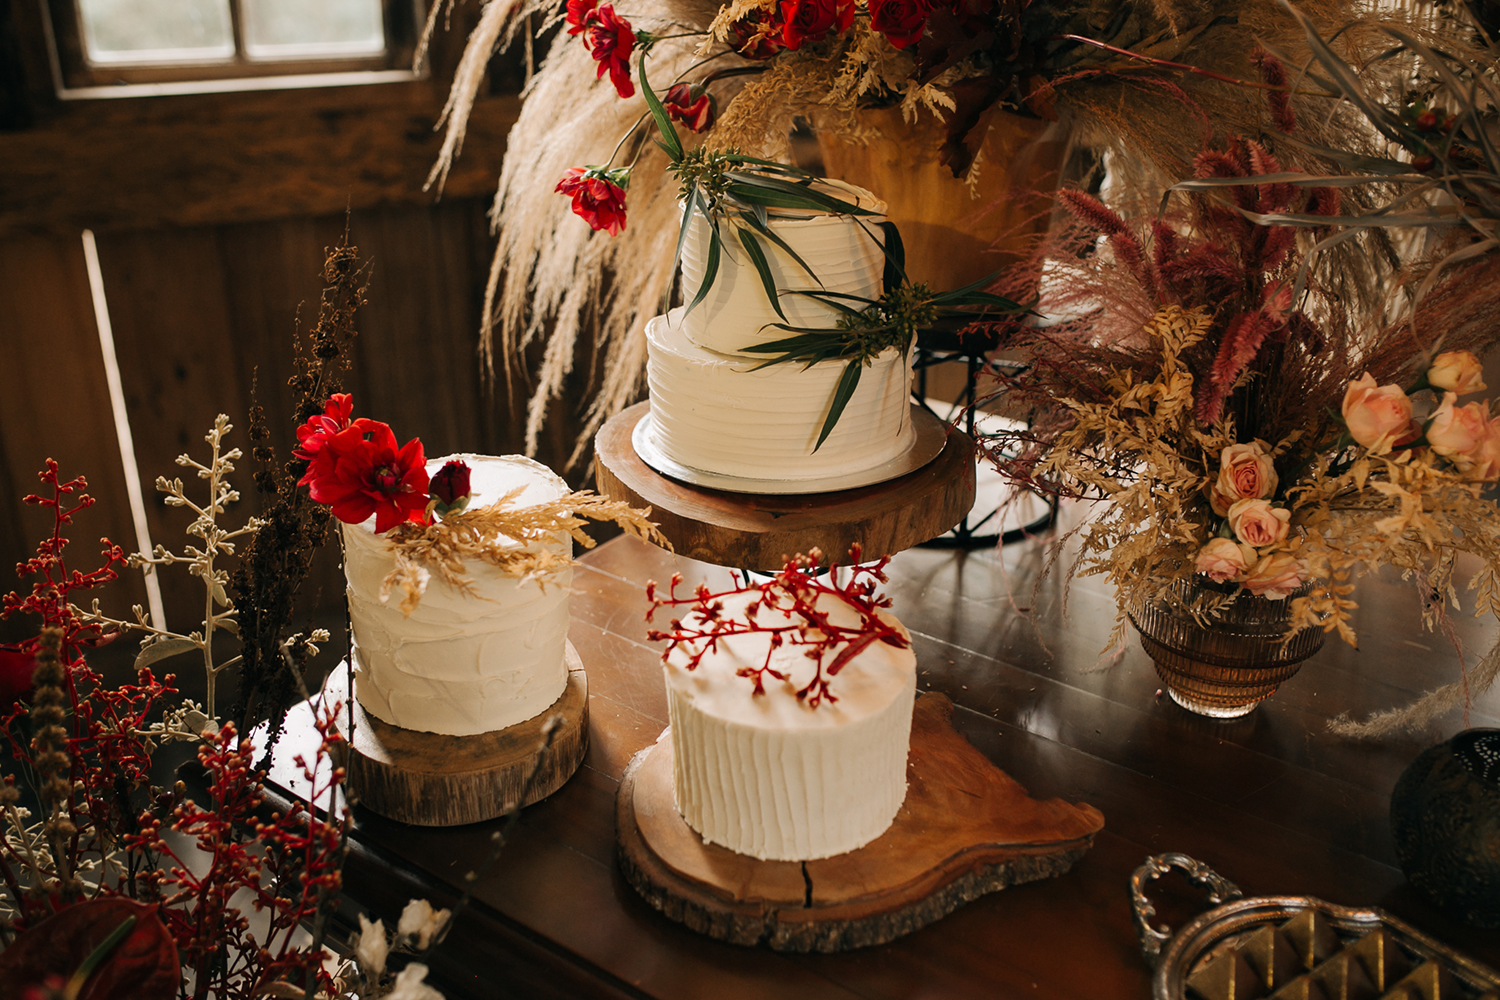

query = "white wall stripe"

[81,230,167,632]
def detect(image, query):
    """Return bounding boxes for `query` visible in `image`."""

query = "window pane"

[78,0,235,64]
[242,0,386,59]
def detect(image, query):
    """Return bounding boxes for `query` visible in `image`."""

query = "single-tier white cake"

[645,308,915,482]
[343,453,572,737]
[663,592,917,861]
[675,181,887,357]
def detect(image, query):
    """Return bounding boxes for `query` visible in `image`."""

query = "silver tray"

[631,404,949,495]
[1132,854,1500,999]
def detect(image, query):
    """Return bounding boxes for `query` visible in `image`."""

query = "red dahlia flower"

[869,0,930,48]
[664,83,716,133]
[565,0,597,34]
[292,392,354,467]
[583,4,635,99]
[556,166,630,235]
[778,0,854,50]
[303,418,430,533]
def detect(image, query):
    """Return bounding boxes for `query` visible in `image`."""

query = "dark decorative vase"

[1390,729,1500,929]
[1128,579,1324,719]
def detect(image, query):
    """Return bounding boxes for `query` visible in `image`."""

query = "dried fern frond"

[379,490,669,615]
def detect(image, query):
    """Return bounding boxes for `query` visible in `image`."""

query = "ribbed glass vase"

[1127,578,1324,719]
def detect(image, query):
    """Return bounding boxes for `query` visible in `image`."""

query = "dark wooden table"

[334,519,1500,999]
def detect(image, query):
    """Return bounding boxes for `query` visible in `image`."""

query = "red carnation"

[303,418,430,533]
[565,0,597,35]
[582,4,635,99]
[664,83,716,133]
[869,0,930,48]
[731,9,786,59]
[292,392,354,468]
[778,0,854,50]
[556,166,630,236]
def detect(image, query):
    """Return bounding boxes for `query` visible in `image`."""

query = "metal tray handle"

[1131,853,1244,967]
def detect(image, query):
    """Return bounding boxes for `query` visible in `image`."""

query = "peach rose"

[1194,538,1256,584]
[1466,415,1500,480]
[1226,498,1291,548]
[1342,373,1414,454]
[1209,442,1279,516]
[1428,350,1487,395]
[1243,552,1305,600]
[1427,392,1489,468]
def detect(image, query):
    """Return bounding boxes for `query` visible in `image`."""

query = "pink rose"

[1342,373,1414,454]
[1242,553,1304,600]
[1226,498,1291,548]
[1194,538,1255,584]
[1427,392,1489,468]
[1428,350,1486,395]
[1209,441,1279,516]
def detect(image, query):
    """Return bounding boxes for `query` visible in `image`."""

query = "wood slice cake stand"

[594,401,976,570]
[321,643,588,827]
[617,692,1105,952]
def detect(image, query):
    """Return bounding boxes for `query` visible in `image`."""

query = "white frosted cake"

[674,180,887,357]
[343,453,572,737]
[645,309,915,481]
[663,592,917,861]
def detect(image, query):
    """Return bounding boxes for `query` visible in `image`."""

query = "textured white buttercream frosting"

[645,308,916,481]
[676,181,887,357]
[663,592,916,861]
[343,453,572,737]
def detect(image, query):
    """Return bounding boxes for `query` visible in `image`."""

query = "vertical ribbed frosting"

[343,453,572,737]
[663,592,916,861]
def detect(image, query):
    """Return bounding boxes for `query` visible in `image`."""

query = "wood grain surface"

[617,692,1103,952]
[594,401,978,569]
[313,527,1500,999]
[325,646,588,827]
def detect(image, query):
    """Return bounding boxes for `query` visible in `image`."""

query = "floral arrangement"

[645,544,907,707]
[294,393,667,614]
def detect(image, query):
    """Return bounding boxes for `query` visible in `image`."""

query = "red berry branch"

[644,545,909,708]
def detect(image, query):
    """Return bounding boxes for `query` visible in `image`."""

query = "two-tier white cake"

[342,453,572,737]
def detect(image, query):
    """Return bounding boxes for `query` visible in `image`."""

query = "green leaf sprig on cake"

[294,393,666,614]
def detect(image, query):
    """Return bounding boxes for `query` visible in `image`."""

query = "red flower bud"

[556,166,630,235]
[430,459,473,511]
[663,83,716,133]
[1412,153,1436,173]
[778,0,854,50]
[1415,109,1439,131]
[869,0,930,48]
[582,4,635,99]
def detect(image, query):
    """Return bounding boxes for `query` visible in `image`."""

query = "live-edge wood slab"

[616,691,1105,952]
[594,401,977,570]
[322,643,588,827]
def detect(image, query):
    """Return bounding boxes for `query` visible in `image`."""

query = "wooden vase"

[816,106,1071,292]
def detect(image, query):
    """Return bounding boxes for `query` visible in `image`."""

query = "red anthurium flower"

[664,83,716,133]
[583,4,635,99]
[778,0,854,50]
[292,392,354,468]
[556,166,630,236]
[305,419,430,533]
[565,0,598,35]
[731,9,786,58]
[869,0,930,48]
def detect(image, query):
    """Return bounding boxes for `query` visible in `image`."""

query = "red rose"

[555,166,630,236]
[0,645,36,715]
[292,393,354,468]
[565,0,597,35]
[303,418,430,533]
[429,459,473,514]
[731,10,786,59]
[582,4,635,99]
[664,83,716,133]
[869,0,930,47]
[778,0,854,50]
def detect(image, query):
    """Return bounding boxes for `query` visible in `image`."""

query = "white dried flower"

[387,962,445,1000]
[397,898,451,951]
[355,914,388,978]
